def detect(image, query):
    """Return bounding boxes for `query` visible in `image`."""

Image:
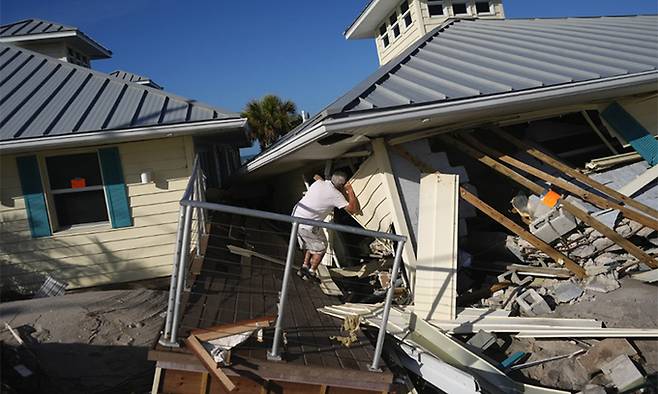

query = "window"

[428,1,444,17]
[452,2,468,15]
[46,152,109,228]
[389,11,400,38]
[400,1,413,27]
[379,24,390,47]
[475,1,491,14]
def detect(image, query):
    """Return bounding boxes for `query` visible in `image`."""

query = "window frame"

[41,149,112,232]
[474,1,493,15]
[427,0,445,17]
[451,0,470,16]
[378,0,415,51]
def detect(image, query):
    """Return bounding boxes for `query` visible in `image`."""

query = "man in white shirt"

[292,171,359,279]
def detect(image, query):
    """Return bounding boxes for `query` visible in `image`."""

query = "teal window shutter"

[98,147,132,228]
[602,103,658,166]
[16,155,52,238]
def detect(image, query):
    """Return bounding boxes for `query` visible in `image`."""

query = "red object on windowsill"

[70,178,86,188]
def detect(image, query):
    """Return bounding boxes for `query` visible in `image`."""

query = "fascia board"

[0,118,247,154]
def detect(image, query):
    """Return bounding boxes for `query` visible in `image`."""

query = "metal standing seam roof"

[331,15,658,113]
[0,42,240,142]
[110,70,163,89]
[249,15,658,168]
[0,18,112,58]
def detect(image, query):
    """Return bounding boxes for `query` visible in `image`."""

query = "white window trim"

[42,149,112,232]
[474,0,494,15]
[378,0,415,51]
[450,0,471,16]
[427,0,446,18]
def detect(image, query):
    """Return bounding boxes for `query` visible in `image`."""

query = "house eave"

[344,0,400,39]
[0,118,248,154]
[0,30,112,59]
[244,71,658,174]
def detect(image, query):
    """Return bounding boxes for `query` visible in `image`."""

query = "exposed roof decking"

[0,43,241,143]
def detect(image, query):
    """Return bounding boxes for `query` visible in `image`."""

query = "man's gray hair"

[331,171,348,188]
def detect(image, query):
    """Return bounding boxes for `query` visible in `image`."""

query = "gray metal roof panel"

[0,42,242,142]
[0,19,76,38]
[328,15,658,114]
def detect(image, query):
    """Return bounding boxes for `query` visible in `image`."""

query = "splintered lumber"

[491,128,658,220]
[390,143,586,278]
[439,135,658,269]
[191,316,275,342]
[459,133,658,231]
[185,334,237,391]
[316,264,343,297]
[514,328,658,338]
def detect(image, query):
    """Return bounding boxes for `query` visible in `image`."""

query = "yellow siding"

[0,136,194,292]
[378,13,423,65]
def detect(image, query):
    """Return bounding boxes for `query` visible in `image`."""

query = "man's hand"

[343,183,360,215]
[313,174,324,182]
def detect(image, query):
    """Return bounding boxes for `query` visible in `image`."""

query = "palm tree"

[241,95,303,150]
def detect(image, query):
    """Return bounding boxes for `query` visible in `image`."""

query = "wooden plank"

[459,133,658,231]
[185,334,237,391]
[491,128,658,220]
[191,316,275,342]
[390,143,586,278]
[414,173,460,321]
[439,135,658,270]
[199,372,209,394]
[151,366,163,394]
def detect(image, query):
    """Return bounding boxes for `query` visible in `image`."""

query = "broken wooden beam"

[185,334,237,391]
[389,143,586,278]
[459,132,658,231]
[490,127,658,220]
[190,316,275,342]
[439,135,658,269]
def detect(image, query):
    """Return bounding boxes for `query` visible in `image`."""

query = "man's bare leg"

[309,252,325,272]
[303,250,312,268]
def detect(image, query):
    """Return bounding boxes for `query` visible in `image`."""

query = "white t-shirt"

[293,180,348,226]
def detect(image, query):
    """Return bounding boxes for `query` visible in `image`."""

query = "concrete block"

[516,289,552,316]
[552,281,583,303]
[466,330,497,351]
[585,274,620,293]
[571,244,596,258]
[600,354,644,392]
[577,338,638,376]
[529,206,577,244]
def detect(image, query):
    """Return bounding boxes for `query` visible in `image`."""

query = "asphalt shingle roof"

[0,43,239,142]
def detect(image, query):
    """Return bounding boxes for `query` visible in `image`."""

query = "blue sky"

[2,0,657,155]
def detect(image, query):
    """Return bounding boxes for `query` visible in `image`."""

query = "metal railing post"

[369,239,406,372]
[169,205,194,345]
[159,206,186,346]
[195,170,202,256]
[267,221,300,361]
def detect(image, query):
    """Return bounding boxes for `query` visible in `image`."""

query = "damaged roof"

[0,43,241,144]
[331,15,658,113]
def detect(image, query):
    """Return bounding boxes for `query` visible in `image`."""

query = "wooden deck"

[150,214,394,392]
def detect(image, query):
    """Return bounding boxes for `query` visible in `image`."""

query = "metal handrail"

[159,155,406,372]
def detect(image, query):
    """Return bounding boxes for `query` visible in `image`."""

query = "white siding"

[0,136,194,291]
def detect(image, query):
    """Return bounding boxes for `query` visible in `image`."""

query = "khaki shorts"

[297,226,327,254]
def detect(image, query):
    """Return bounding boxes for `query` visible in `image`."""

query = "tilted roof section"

[0,18,112,59]
[331,15,658,113]
[110,70,162,89]
[0,43,240,142]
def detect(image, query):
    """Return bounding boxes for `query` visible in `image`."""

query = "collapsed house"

[0,19,249,294]
[148,2,658,393]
